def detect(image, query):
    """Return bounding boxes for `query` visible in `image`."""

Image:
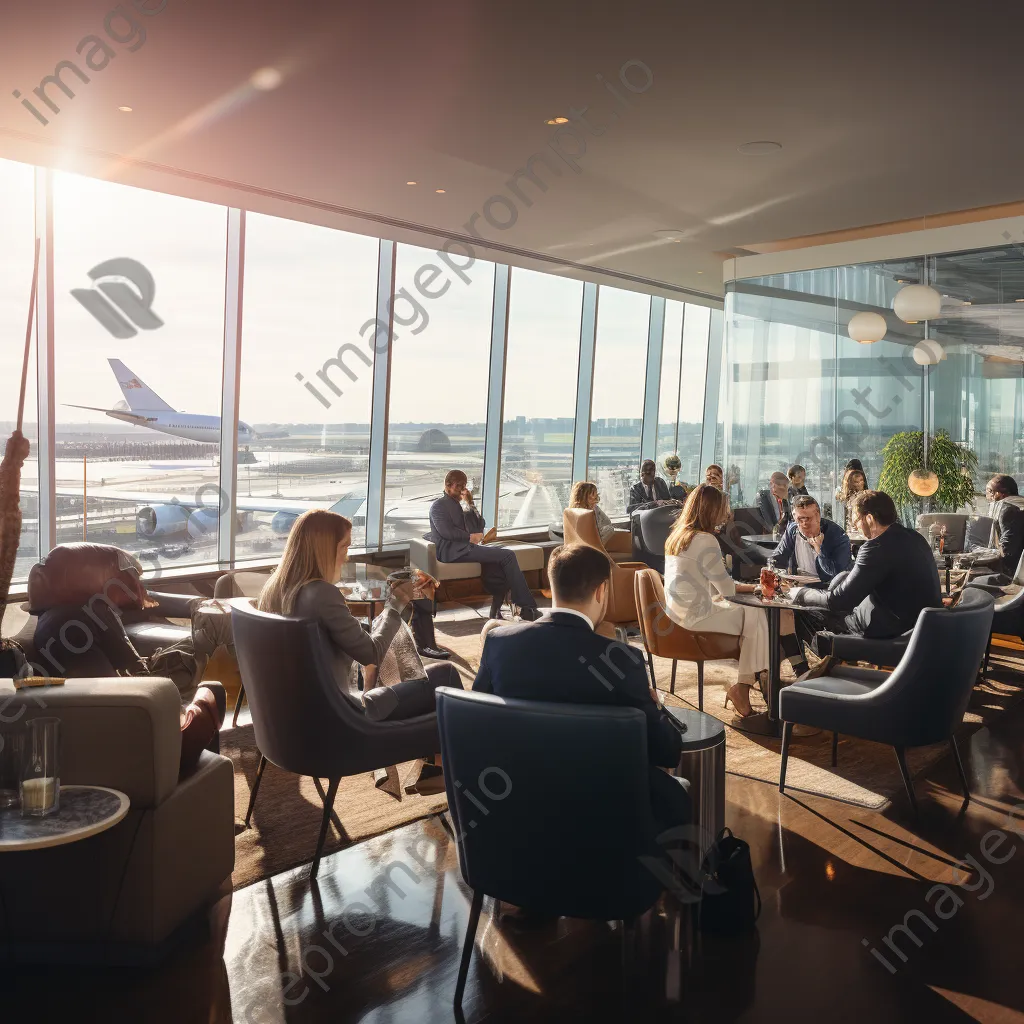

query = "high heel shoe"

[724,682,754,718]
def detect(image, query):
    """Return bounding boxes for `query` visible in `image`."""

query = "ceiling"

[5,0,1024,299]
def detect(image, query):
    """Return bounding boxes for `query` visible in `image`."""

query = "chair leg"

[894,747,919,815]
[647,651,657,690]
[949,736,971,805]
[670,660,677,695]
[311,776,341,879]
[696,661,704,713]
[778,722,793,793]
[454,888,484,1011]
[231,682,246,727]
[243,753,267,828]
[312,776,346,838]
[831,731,839,768]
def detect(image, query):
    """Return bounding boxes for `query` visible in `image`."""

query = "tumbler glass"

[20,717,60,817]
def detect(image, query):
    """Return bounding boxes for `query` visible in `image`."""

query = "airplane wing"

[63,403,157,427]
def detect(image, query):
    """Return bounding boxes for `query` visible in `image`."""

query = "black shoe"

[489,595,506,619]
[519,606,542,622]
[417,645,452,660]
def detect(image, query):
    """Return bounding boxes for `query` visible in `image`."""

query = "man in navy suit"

[756,471,792,529]
[627,459,673,513]
[428,469,540,620]
[473,543,689,831]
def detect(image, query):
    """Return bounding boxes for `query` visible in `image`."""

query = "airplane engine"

[187,507,220,539]
[271,511,299,535]
[136,504,190,538]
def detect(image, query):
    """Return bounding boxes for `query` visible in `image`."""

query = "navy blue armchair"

[232,603,441,878]
[435,688,665,1011]
[778,588,994,813]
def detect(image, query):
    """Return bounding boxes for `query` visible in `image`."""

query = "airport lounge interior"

[3,3,1024,1022]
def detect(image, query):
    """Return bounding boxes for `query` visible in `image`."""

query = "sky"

[1,157,711,429]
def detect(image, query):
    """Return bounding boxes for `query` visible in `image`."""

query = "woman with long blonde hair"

[834,467,867,533]
[569,480,631,553]
[259,509,463,720]
[663,483,768,717]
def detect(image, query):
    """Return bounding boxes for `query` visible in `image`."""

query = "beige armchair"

[0,677,235,961]
[562,508,646,625]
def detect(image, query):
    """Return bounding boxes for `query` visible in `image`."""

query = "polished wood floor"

[8,702,1024,1024]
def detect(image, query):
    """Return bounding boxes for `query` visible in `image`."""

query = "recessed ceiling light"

[697,271,704,274]
[1016,298,1024,302]
[545,116,570,125]
[435,189,446,194]
[896,279,904,283]
[250,67,283,91]
[963,300,972,305]
[406,181,417,185]
[738,140,782,155]
[118,105,133,113]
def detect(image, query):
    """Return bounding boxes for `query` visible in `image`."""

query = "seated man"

[627,459,673,514]
[474,543,689,832]
[756,471,792,531]
[978,474,1024,582]
[428,469,540,621]
[788,490,942,655]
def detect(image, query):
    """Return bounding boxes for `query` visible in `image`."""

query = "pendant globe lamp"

[894,283,942,323]
[848,310,887,343]
[906,258,941,501]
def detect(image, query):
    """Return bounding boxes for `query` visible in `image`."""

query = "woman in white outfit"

[663,483,769,718]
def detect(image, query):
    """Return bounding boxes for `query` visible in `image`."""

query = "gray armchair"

[0,677,235,963]
[778,588,994,813]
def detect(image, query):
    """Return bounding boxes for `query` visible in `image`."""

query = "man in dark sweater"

[473,543,689,832]
[788,490,942,653]
[984,474,1024,581]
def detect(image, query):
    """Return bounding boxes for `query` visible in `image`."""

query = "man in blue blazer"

[473,543,689,832]
[770,495,852,585]
[428,469,540,620]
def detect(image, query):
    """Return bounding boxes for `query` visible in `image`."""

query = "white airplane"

[65,359,256,445]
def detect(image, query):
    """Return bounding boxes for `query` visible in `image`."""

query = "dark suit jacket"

[756,488,791,528]
[473,611,681,768]
[627,477,672,514]
[770,519,852,584]
[427,494,481,562]
[994,497,1024,578]
[795,523,941,637]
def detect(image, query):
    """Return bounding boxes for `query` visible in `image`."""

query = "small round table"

[0,786,129,852]
[666,707,725,858]
[725,591,820,737]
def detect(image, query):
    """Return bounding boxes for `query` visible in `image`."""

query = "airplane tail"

[108,358,174,412]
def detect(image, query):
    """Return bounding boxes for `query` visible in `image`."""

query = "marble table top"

[0,786,129,852]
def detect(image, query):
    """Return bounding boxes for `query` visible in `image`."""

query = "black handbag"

[698,827,761,935]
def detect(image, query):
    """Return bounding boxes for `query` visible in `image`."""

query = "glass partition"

[382,243,495,545]
[235,214,379,557]
[499,269,583,527]
[588,286,651,516]
[0,159,39,582]
[52,173,227,573]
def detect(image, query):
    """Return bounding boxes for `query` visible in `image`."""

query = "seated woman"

[663,483,769,718]
[834,466,867,533]
[569,481,632,554]
[29,546,223,778]
[257,508,463,720]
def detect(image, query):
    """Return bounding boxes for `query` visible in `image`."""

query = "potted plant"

[877,430,978,523]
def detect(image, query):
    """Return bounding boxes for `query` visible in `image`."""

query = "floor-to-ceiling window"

[588,287,651,516]
[235,214,379,556]
[498,269,583,527]
[657,300,684,473]
[679,303,711,484]
[52,173,227,574]
[0,159,38,582]
[382,243,495,545]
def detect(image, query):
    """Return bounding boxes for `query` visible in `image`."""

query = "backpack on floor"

[698,827,761,935]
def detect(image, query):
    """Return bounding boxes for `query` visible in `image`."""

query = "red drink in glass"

[759,566,776,600]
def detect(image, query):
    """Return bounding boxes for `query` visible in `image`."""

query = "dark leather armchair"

[630,504,682,574]
[231,602,441,878]
[436,687,664,1011]
[778,588,994,813]
[967,549,1024,660]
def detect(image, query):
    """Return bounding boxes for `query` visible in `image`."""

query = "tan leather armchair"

[563,508,646,625]
[634,568,742,712]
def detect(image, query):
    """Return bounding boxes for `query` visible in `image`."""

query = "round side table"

[666,707,726,857]
[0,786,129,852]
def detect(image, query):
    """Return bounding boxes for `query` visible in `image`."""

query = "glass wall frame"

[8,158,721,585]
